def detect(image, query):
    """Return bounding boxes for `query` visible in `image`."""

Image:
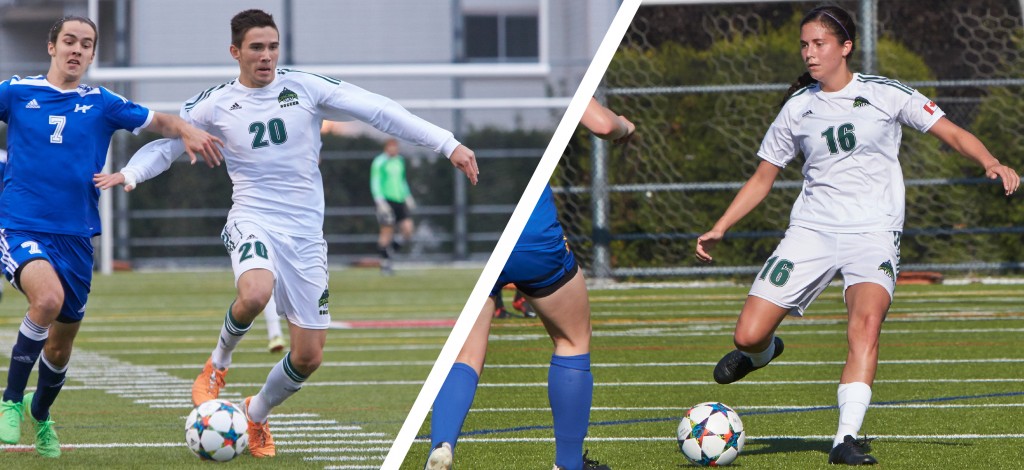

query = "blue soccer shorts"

[492,236,579,298]
[0,229,93,323]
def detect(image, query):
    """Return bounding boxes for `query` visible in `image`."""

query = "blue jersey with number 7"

[0,75,152,237]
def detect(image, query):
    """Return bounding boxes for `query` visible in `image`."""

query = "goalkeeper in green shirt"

[371,138,416,275]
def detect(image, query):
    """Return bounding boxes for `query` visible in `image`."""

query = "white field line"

[281,447,390,453]
[482,358,1024,369]
[83,344,440,355]
[591,308,1024,318]
[63,380,426,391]
[476,378,1024,387]
[151,360,436,369]
[276,433,387,438]
[65,374,1024,392]
[0,335,389,468]
[323,466,380,470]
[304,456,387,462]
[471,403,1024,412]
[1,442,396,450]
[80,328,451,338]
[77,333,445,344]
[494,326,1024,341]
[415,434,1024,444]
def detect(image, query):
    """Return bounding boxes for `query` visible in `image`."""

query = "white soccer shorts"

[747,226,901,316]
[221,219,330,329]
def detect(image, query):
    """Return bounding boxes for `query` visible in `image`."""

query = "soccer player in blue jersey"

[0,16,222,457]
[426,98,633,470]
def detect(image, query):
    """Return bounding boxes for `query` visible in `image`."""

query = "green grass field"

[0,267,481,469]
[3,272,1023,469]
[404,282,1024,469]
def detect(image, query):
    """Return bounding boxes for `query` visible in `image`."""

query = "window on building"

[464,13,538,62]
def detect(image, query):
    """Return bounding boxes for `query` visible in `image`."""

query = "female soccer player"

[95,9,477,459]
[0,15,221,458]
[425,98,633,470]
[694,6,1019,466]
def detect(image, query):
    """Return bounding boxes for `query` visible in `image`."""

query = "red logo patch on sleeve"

[923,101,937,115]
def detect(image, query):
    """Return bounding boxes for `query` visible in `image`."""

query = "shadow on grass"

[742,438,829,457]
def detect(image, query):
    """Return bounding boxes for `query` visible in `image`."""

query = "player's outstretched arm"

[927,117,1020,195]
[695,161,781,263]
[449,145,479,185]
[94,138,188,192]
[146,112,224,168]
[581,97,635,144]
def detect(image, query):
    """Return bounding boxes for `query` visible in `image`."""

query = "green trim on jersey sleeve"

[278,68,341,85]
[185,82,231,111]
[856,76,913,95]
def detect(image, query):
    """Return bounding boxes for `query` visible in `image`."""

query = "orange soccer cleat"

[243,396,275,458]
[191,357,228,406]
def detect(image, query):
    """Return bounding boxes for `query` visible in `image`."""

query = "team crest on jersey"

[278,88,299,108]
[853,96,871,108]
[318,288,330,315]
[878,260,895,281]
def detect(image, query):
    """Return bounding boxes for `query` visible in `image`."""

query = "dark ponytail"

[782,72,818,107]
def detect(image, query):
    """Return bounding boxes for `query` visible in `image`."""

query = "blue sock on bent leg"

[549,353,593,470]
[430,362,479,451]
[2,316,48,403]
[31,354,68,422]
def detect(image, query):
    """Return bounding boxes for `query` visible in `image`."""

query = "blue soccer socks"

[430,362,480,451]
[549,353,593,470]
[3,315,48,403]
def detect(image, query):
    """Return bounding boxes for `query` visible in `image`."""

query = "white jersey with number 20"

[123,69,460,237]
[757,73,944,233]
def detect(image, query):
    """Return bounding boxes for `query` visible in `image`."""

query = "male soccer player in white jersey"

[95,9,478,458]
[0,15,222,458]
[695,5,1019,466]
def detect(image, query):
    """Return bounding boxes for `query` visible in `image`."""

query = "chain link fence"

[554,0,1024,279]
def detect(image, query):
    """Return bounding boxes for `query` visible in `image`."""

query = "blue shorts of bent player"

[0,229,93,323]
[492,237,578,298]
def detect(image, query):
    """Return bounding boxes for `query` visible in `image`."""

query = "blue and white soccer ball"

[677,402,745,466]
[185,399,249,462]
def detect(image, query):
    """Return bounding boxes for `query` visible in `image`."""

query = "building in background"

[0,0,618,134]
[0,0,620,267]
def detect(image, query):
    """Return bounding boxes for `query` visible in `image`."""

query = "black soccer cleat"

[582,450,611,470]
[828,435,878,465]
[713,336,784,384]
[555,450,611,470]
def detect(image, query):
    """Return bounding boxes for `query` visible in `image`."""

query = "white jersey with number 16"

[757,73,944,233]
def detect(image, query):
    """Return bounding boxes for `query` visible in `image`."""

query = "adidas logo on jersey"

[25,99,40,109]
[229,102,242,110]
[801,109,813,118]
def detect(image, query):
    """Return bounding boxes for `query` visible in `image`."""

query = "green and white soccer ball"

[185,399,249,462]
[677,402,745,466]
